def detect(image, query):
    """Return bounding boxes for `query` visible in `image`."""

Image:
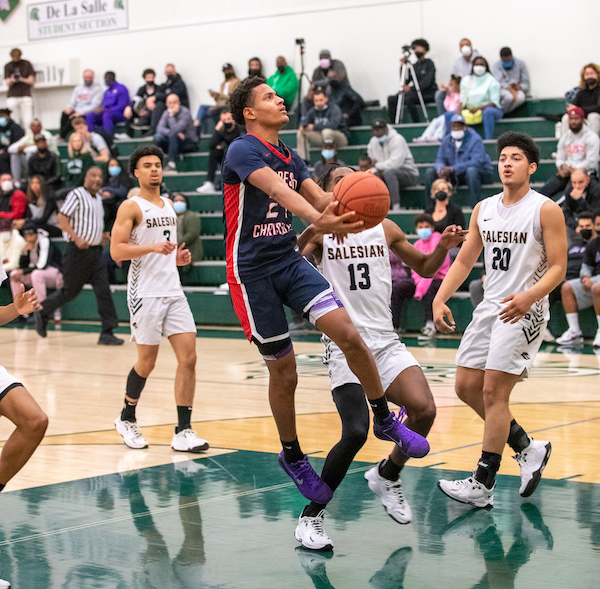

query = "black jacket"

[28,152,62,191]
[155,74,189,108]
[0,119,25,152]
[328,81,365,127]
[19,230,62,273]
[405,58,437,98]
[573,87,600,116]
[209,123,245,152]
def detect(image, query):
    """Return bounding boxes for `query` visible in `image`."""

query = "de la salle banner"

[27,0,128,40]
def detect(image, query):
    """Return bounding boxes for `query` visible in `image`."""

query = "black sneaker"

[98,333,124,346]
[34,310,48,338]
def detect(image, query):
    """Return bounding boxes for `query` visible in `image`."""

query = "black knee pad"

[255,336,293,360]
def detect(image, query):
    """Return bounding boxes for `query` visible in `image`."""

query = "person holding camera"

[3,48,36,131]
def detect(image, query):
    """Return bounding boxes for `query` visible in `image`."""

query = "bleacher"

[5,96,588,336]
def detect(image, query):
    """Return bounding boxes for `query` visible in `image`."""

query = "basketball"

[333,172,390,229]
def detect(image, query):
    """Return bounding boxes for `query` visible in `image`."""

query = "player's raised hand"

[315,201,364,236]
[499,291,535,323]
[154,241,177,255]
[176,242,192,266]
[433,299,455,333]
[439,224,468,250]
[13,284,40,316]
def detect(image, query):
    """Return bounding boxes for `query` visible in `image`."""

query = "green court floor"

[0,450,598,588]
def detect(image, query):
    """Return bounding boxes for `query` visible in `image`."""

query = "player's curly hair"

[129,144,165,175]
[497,132,539,165]
[317,163,357,192]
[229,75,266,126]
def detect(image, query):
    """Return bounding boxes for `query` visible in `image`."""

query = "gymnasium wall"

[1,0,598,129]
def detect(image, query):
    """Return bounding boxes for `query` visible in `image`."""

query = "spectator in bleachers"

[59,69,103,140]
[299,82,318,122]
[0,226,25,272]
[15,176,47,230]
[388,39,437,123]
[3,48,35,131]
[63,132,95,190]
[313,140,345,181]
[248,57,264,78]
[9,221,63,317]
[414,75,461,143]
[312,49,348,87]
[266,56,298,111]
[124,68,156,130]
[85,71,130,142]
[412,213,450,339]
[153,94,198,173]
[0,172,27,232]
[173,193,203,268]
[389,249,416,332]
[27,135,61,192]
[358,154,373,172]
[8,118,58,187]
[540,106,600,198]
[146,64,189,137]
[296,88,348,162]
[424,178,466,233]
[71,117,110,163]
[492,47,530,114]
[445,57,502,140]
[198,63,241,136]
[556,168,600,234]
[99,158,132,231]
[327,68,365,127]
[562,63,600,136]
[367,118,418,210]
[435,38,480,115]
[196,108,244,194]
[0,107,24,176]
[555,212,600,347]
[424,113,493,206]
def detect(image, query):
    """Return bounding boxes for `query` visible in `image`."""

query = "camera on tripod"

[295,38,305,46]
[401,45,412,59]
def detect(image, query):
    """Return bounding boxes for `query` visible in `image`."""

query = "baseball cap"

[0,107,11,116]
[567,105,585,118]
[319,49,331,58]
[450,114,466,124]
[371,118,388,128]
[222,62,233,70]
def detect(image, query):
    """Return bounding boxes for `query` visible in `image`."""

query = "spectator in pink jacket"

[412,213,450,340]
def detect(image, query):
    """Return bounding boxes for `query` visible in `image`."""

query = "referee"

[34,166,124,345]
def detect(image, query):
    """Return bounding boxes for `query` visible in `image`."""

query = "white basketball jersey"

[321,224,393,331]
[478,190,548,307]
[127,196,182,299]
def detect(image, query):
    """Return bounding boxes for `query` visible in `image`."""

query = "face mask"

[248,68,261,77]
[417,227,433,240]
[0,117,6,127]
[451,129,465,141]
[314,104,327,111]
[502,60,514,69]
[585,79,598,89]
[146,80,155,87]
[580,229,593,241]
[461,45,472,57]
[277,65,286,74]
[473,65,486,77]
[37,146,48,154]
[173,201,187,214]
[414,51,425,60]
[226,122,235,130]
[376,134,388,143]
[167,74,176,82]
[31,125,42,135]
[322,149,335,159]
[109,166,121,176]
[435,191,449,201]
[319,58,331,69]
[1,180,13,192]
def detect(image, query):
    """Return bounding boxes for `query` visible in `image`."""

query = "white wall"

[1,0,598,129]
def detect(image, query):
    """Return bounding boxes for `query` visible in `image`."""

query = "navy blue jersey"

[222,132,311,283]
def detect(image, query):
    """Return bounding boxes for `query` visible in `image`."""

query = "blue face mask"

[108,166,121,176]
[417,227,433,240]
[321,149,335,159]
[376,134,388,143]
[173,201,187,214]
[502,60,514,69]
[0,117,6,126]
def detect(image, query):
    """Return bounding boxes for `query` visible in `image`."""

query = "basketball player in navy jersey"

[222,76,429,507]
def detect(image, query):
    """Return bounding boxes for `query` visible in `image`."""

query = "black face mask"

[585,79,598,89]
[435,191,449,201]
[146,81,155,87]
[248,68,261,77]
[226,122,236,130]
[580,229,593,240]
[167,74,176,82]
[37,147,48,154]
[414,51,425,60]
[277,65,286,74]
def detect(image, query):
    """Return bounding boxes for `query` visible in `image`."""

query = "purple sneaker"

[373,408,430,458]
[278,452,333,504]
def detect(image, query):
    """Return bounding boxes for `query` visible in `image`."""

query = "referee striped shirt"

[60,187,104,246]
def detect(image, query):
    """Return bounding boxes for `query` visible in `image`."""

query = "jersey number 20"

[491,247,511,271]
[348,263,371,290]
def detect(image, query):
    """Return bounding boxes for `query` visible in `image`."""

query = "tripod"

[394,59,429,124]
[296,40,312,126]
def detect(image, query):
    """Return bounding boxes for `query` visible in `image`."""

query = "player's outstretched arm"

[110,200,176,262]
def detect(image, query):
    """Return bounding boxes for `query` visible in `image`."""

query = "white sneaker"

[171,428,209,453]
[513,439,551,497]
[196,181,215,194]
[0,578,10,588]
[294,509,333,551]
[115,417,148,449]
[556,328,583,346]
[593,331,600,347]
[114,132,130,141]
[365,464,412,524]
[437,474,494,508]
[418,325,436,340]
[162,161,177,174]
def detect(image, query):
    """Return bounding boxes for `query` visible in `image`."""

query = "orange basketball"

[333,172,390,230]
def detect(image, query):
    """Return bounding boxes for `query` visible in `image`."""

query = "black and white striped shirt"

[60,187,104,246]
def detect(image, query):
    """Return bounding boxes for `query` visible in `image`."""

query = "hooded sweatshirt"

[367,125,418,175]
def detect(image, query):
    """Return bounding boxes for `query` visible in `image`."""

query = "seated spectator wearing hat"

[196,108,244,194]
[312,50,348,87]
[388,39,437,123]
[71,117,110,163]
[561,63,600,136]
[540,106,600,198]
[85,71,130,142]
[367,118,418,210]
[555,212,600,347]
[0,108,24,176]
[197,63,241,136]
[313,140,345,181]
[492,47,530,114]
[296,89,348,162]
[0,172,27,232]
[327,69,365,127]
[27,136,61,192]
[153,93,198,173]
[60,69,103,140]
[556,168,600,235]
[424,114,493,207]
[424,178,466,234]
[266,56,298,111]
[9,221,63,315]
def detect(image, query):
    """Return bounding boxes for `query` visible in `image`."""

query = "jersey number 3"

[491,247,511,271]
[348,263,371,290]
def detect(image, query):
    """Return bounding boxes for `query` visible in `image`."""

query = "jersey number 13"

[348,263,371,290]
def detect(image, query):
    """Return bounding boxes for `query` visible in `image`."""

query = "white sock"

[566,313,581,333]
[596,315,600,330]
